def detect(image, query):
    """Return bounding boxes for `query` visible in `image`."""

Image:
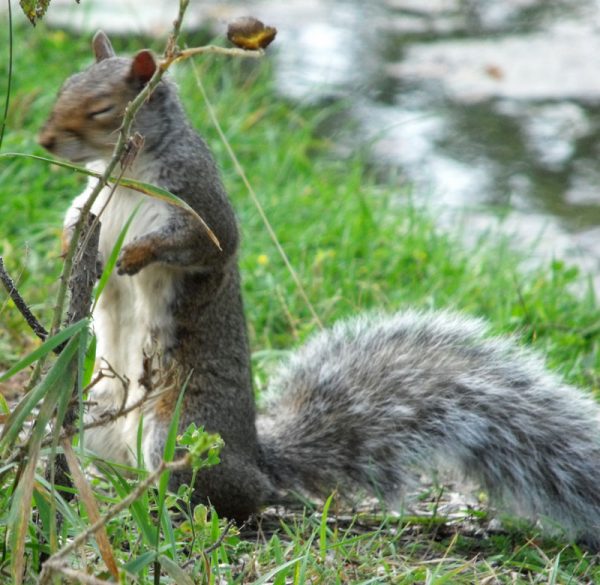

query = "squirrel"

[38,31,600,547]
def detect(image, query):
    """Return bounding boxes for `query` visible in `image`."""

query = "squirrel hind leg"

[144,415,275,522]
[170,449,276,522]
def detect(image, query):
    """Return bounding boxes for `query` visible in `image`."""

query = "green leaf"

[82,334,97,391]
[0,392,9,414]
[9,450,38,584]
[93,203,141,310]
[0,152,221,249]
[155,385,187,559]
[8,334,79,584]
[101,467,157,546]
[19,0,50,25]
[159,504,177,560]
[157,554,195,585]
[250,557,304,585]
[35,471,83,527]
[122,550,158,575]
[319,492,334,562]
[1,326,85,449]
[0,318,88,382]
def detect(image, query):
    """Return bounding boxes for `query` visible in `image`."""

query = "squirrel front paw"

[117,240,156,275]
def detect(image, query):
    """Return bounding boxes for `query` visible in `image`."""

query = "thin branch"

[38,455,191,585]
[202,519,236,555]
[0,256,48,341]
[39,562,113,585]
[174,45,264,62]
[164,0,189,59]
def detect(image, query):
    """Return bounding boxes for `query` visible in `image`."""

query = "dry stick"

[0,256,48,342]
[61,439,119,580]
[202,519,236,555]
[39,563,112,585]
[188,60,324,329]
[38,455,191,585]
[174,45,265,61]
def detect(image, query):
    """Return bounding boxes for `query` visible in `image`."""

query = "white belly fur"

[71,166,177,468]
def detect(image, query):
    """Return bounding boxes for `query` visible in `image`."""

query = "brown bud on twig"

[121,132,145,170]
[227,17,277,51]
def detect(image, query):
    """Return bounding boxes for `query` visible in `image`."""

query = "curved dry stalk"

[38,456,191,584]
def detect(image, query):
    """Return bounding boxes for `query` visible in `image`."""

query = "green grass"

[2,17,600,585]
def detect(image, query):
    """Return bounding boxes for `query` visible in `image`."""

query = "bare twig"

[202,519,236,555]
[0,256,48,342]
[174,45,264,62]
[38,562,113,585]
[38,456,191,584]
[62,439,119,580]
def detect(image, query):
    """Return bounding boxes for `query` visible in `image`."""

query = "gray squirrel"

[38,31,600,547]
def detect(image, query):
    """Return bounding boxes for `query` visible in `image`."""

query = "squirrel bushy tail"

[257,311,600,545]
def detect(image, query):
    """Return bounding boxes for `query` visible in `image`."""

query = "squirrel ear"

[92,30,115,62]
[129,50,157,85]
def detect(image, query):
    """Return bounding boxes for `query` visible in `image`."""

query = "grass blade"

[0,318,88,382]
[251,557,304,585]
[158,554,195,585]
[100,466,156,546]
[156,384,188,559]
[8,334,79,583]
[0,0,13,150]
[62,439,119,580]
[319,492,334,562]
[122,550,158,575]
[1,324,86,449]
[0,152,220,249]
[92,203,141,310]
[9,447,38,585]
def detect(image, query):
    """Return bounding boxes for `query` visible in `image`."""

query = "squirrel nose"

[38,133,56,151]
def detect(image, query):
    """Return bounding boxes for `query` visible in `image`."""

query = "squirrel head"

[38,31,159,163]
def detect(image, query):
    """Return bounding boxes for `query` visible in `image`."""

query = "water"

[12,0,600,282]
[258,0,600,281]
